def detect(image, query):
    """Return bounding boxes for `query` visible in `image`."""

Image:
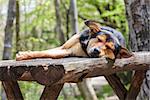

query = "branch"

[78,14,118,28]
[93,4,102,15]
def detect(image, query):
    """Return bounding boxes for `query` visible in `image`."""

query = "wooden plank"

[40,84,64,100]
[105,74,127,100]
[0,52,149,84]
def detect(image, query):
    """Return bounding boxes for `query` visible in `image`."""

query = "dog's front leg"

[16,47,72,61]
[16,33,85,61]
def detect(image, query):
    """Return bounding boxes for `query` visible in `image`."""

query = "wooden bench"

[0,52,149,100]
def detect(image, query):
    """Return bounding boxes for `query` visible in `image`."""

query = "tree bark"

[77,79,98,100]
[3,0,16,60]
[124,0,150,99]
[16,0,20,53]
[124,0,150,51]
[2,0,23,100]
[54,0,65,44]
[2,0,16,99]
[70,0,79,34]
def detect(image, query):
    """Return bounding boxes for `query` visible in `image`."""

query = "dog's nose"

[89,48,100,58]
[93,48,100,55]
[93,48,99,54]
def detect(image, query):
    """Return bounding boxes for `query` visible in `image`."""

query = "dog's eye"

[98,38,102,42]
[107,37,114,42]
[105,42,115,50]
[106,45,111,49]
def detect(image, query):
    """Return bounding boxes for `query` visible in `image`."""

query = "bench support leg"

[40,84,64,100]
[105,74,127,100]
[126,70,146,100]
[2,81,23,100]
[105,70,146,100]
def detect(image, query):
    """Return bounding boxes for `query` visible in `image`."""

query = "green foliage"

[58,84,114,100]
[98,84,114,100]
[78,0,128,37]
[17,0,128,51]
[19,0,58,51]
[19,82,44,100]
[58,95,84,100]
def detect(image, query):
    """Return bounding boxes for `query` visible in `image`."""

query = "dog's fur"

[16,20,132,61]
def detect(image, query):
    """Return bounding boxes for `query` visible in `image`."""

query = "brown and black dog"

[16,20,132,61]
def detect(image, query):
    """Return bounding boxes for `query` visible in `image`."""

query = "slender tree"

[2,0,23,99]
[70,0,98,100]
[54,0,65,44]
[54,0,70,99]
[16,0,20,53]
[70,0,78,34]
[1,0,16,99]
[124,0,150,99]
[3,0,16,60]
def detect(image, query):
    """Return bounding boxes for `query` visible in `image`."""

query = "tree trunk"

[124,0,150,51]
[54,0,65,44]
[1,0,16,99]
[3,0,16,60]
[70,0,98,100]
[77,79,98,100]
[124,0,150,99]
[16,0,20,53]
[54,0,69,99]
[70,0,79,34]
[2,0,23,100]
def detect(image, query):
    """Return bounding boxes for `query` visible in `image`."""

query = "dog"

[16,20,132,61]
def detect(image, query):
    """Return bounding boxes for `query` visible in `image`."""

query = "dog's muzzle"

[89,48,100,58]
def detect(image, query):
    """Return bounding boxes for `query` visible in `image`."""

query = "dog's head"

[82,20,132,59]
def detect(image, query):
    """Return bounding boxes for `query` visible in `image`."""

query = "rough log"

[125,70,146,100]
[105,74,127,100]
[0,52,149,85]
[40,84,64,100]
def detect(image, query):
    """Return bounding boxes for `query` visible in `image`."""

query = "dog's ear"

[84,20,101,34]
[117,47,133,58]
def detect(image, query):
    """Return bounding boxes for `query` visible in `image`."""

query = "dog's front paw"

[16,51,32,61]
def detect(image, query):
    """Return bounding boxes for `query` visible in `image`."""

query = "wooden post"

[2,80,23,100]
[2,67,23,100]
[105,74,127,100]
[40,84,64,100]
